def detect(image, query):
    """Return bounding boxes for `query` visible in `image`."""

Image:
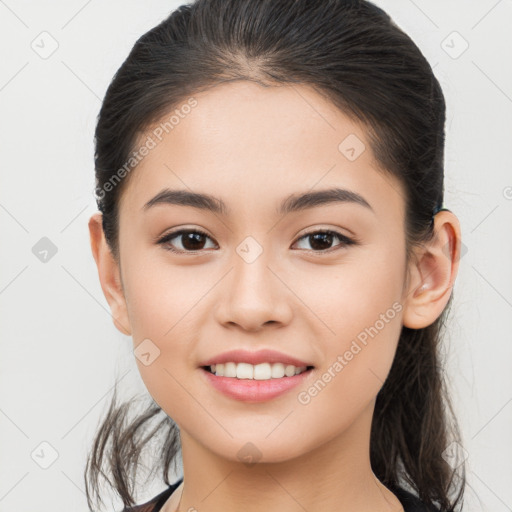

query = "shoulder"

[392,486,441,512]
[122,478,183,512]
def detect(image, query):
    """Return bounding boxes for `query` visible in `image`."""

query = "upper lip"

[199,349,314,368]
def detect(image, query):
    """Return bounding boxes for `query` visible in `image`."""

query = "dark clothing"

[122,478,182,512]
[391,485,441,511]
[122,478,440,512]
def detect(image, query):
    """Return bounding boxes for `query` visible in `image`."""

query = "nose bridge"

[215,234,292,330]
[232,234,277,307]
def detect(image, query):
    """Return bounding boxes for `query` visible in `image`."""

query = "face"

[112,81,411,462]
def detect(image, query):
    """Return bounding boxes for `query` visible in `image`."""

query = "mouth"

[199,363,315,403]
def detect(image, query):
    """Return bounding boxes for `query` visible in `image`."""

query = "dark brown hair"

[85,0,466,510]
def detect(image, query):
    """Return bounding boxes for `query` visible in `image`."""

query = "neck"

[167,400,403,512]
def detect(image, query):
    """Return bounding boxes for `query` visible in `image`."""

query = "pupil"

[310,233,332,251]
[183,232,206,250]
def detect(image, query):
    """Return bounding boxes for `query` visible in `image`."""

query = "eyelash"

[156,228,357,255]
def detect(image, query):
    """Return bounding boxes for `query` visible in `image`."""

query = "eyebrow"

[142,187,374,216]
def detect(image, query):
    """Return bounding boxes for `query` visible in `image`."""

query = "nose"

[214,245,293,332]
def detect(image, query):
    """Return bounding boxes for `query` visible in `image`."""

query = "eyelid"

[295,224,356,241]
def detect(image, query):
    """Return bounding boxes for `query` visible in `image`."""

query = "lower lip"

[200,367,314,403]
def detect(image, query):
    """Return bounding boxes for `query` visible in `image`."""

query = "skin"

[89,81,461,512]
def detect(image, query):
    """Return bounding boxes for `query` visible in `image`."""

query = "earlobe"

[88,212,132,336]
[402,210,462,329]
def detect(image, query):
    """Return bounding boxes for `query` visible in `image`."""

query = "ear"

[88,212,132,336]
[402,210,462,329]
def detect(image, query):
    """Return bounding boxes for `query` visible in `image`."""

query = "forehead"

[120,81,405,223]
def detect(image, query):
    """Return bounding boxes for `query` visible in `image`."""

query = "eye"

[157,228,217,254]
[157,228,357,254]
[292,229,356,253]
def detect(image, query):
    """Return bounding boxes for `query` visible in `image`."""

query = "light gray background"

[1,1,511,511]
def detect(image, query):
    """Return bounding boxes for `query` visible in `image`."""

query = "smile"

[204,362,312,379]
[200,364,315,402]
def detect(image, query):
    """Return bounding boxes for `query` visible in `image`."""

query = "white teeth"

[237,362,253,379]
[208,362,309,380]
[224,362,238,378]
[271,363,284,379]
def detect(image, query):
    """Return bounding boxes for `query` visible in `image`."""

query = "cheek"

[293,289,403,445]
[123,248,208,340]
[295,248,405,403]
[120,250,208,408]
[296,243,405,339]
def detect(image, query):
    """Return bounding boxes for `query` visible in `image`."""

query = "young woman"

[85,1,466,511]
